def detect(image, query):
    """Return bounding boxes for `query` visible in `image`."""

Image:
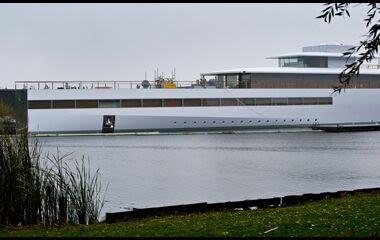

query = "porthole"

[258,120,261,123]
[275,120,278,122]
[291,119,294,122]
[203,121,206,124]
[193,121,197,124]
[231,121,234,123]
[307,119,310,122]
[240,120,244,123]
[222,121,225,123]
[299,119,302,122]
[212,121,216,124]
[314,119,317,121]
[283,120,286,122]
[249,120,252,123]
[174,121,177,124]
[266,120,269,122]
[184,121,187,124]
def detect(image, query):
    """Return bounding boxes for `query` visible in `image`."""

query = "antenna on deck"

[171,68,176,80]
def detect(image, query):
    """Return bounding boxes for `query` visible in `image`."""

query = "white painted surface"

[27,88,380,133]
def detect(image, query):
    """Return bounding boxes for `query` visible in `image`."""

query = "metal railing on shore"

[15,80,207,90]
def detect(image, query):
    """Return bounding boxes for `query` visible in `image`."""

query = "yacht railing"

[14,80,207,90]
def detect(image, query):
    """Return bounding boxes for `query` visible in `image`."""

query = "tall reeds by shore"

[0,102,106,227]
[0,129,107,227]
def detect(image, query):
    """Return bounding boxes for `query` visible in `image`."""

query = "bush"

[0,129,107,226]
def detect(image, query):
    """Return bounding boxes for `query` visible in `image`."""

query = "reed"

[65,155,106,224]
[43,150,107,225]
[0,130,39,225]
[0,102,106,226]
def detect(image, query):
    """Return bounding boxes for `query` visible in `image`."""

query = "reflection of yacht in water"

[19,43,380,134]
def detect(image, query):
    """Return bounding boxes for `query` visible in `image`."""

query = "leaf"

[316,12,328,19]
[316,13,327,19]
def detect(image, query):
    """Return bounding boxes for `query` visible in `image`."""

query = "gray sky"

[0,3,369,88]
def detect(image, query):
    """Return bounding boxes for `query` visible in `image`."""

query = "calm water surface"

[36,130,380,217]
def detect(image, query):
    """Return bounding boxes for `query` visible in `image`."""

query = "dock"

[312,122,380,132]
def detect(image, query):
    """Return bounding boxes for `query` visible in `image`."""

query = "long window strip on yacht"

[28,97,333,109]
[213,73,380,89]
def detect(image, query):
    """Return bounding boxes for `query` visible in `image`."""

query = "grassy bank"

[1,192,380,237]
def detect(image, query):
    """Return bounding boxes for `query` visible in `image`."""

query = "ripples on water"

[34,130,380,217]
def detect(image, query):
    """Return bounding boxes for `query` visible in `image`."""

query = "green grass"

[1,192,380,237]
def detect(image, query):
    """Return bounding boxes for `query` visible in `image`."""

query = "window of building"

[239,74,251,88]
[163,99,182,107]
[279,57,301,67]
[122,99,141,108]
[239,98,255,106]
[288,98,303,105]
[303,97,319,105]
[99,100,120,108]
[256,98,271,105]
[28,100,52,109]
[142,99,162,107]
[279,57,327,68]
[226,74,238,88]
[221,98,237,106]
[52,100,75,109]
[303,56,328,68]
[184,99,202,107]
[203,98,220,106]
[271,98,287,105]
[318,97,333,105]
[76,100,98,108]
[215,75,225,88]
[28,95,333,110]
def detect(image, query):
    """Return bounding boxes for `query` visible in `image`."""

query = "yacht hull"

[27,88,380,134]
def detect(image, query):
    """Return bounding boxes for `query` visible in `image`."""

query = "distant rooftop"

[267,43,380,59]
[302,43,355,53]
[201,67,380,76]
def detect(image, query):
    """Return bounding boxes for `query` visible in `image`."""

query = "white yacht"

[20,43,380,134]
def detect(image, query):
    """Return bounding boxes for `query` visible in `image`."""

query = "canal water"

[36,130,380,218]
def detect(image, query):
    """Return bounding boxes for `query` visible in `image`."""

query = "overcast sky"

[0,3,369,88]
